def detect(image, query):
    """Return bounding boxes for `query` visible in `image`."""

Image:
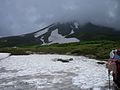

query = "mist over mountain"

[0,0,120,37]
[0,22,120,47]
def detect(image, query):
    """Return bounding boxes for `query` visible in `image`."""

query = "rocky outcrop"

[53,58,73,63]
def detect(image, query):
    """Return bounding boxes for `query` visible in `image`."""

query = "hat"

[117,48,120,56]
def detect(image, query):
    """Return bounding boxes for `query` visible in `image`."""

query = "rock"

[69,58,73,61]
[57,59,69,63]
[57,58,73,63]
[97,61,106,65]
[26,51,33,54]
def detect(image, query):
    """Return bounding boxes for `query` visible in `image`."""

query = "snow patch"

[74,22,79,28]
[72,58,109,89]
[34,28,48,38]
[22,78,48,88]
[48,29,79,44]
[93,87,101,90]
[69,29,74,35]
[0,53,10,60]
[0,54,109,89]
[0,81,16,86]
[40,36,45,44]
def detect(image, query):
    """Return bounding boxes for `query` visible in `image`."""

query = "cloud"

[0,0,120,36]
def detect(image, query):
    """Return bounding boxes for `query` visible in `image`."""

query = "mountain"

[0,22,120,47]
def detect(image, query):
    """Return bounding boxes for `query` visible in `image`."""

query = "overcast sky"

[0,0,120,36]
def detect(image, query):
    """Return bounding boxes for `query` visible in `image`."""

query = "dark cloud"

[0,0,120,36]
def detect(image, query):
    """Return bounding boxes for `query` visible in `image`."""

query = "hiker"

[106,49,120,88]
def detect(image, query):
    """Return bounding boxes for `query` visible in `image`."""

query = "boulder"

[97,61,106,65]
[56,58,73,63]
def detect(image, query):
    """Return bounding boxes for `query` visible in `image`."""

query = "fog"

[0,0,120,36]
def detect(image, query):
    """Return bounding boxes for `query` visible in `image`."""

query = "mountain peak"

[0,22,120,47]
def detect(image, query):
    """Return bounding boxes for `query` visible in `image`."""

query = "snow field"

[0,54,109,89]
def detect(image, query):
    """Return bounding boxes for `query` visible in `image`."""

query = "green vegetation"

[0,40,120,60]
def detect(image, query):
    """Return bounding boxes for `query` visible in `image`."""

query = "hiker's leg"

[113,73,120,89]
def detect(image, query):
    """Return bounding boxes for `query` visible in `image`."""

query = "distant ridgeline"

[0,22,120,47]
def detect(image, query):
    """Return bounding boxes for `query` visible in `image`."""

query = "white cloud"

[0,0,120,36]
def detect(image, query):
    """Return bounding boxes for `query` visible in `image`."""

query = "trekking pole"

[108,70,111,90]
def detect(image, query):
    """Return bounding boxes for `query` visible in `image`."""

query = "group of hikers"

[106,48,120,89]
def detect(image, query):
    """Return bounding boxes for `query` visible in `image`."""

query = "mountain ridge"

[0,22,120,47]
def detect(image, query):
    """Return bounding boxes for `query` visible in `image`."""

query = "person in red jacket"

[106,48,120,88]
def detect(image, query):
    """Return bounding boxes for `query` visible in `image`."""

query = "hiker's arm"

[106,59,111,69]
[106,59,112,72]
[106,61,117,73]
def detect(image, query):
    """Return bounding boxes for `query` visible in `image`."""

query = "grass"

[0,40,120,60]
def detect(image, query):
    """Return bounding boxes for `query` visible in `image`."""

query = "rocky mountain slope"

[0,22,120,47]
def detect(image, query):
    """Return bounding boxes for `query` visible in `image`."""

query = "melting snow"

[34,28,48,38]
[0,53,10,60]
[40,36,46,44]
[48,29,79,44]
[69,29,74,35]
[74,22,79,29]
[0,54,109,89]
